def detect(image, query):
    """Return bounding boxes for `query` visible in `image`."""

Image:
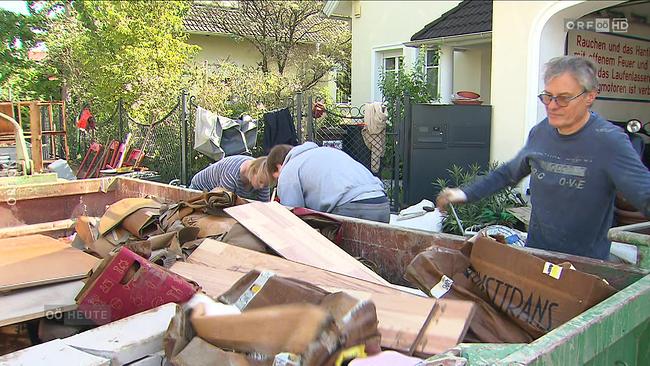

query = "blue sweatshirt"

[462,112,650,260]
[277,142,386,212]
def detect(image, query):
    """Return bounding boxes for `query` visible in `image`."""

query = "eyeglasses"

[537,90,586,107]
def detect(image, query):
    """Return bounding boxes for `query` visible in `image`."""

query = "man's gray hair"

[543,56,599,91]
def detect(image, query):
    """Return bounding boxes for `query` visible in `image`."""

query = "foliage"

[42,0,199,123]
[434,163,526,235]
[0,2,56,100]
[379,46,435,123]
[219,0,350,92]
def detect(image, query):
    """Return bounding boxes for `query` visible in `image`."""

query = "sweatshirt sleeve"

[461,149,531,202]
[277,168,306,208]
[605,133,650,217]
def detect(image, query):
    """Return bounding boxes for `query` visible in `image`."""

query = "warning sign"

[567,30,650,101]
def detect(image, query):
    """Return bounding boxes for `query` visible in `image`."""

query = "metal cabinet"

[403,104,492,205]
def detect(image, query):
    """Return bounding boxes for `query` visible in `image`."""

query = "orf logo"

[564,18,628,33]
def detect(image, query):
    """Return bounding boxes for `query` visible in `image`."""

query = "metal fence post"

[118,99,124,141]
[306,95,314,142]
[391,98,402,212]
[180,91,188,185]
[295,92,303,144]
[400,93,412,207]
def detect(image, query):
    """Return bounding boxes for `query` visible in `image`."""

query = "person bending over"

[267,142,389,223]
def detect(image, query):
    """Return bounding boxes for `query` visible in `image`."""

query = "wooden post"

[48,103,55,159]
[29,102,43,172]
[61,101,70,160]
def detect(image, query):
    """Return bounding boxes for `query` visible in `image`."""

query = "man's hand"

[436,188,467,212]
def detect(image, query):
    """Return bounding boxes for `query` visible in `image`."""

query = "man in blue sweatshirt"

[267,142,390,223]
[436,56,650,260]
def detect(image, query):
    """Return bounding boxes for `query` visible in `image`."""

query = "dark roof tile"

[411,0,492,41]
[184,3,348,43]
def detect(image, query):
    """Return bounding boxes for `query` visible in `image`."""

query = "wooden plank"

[0,339,110,365]
[0,234,98,292]
[0,219,75,239]
[0,177,114,202]
[224,201,389,285]
[507,206,532,227]
[29,102,43,172]
[0,280,83,327]
[173,239,475,355]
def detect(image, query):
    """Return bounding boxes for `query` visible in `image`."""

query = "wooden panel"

[0,234,98,291]
[0,219,75,239]
[174,239,475,356]
[224,201,389,285]
[29,102,43,172]
[0,280,83,327]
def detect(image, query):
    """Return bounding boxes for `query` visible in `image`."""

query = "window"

[426,49,439,98]
[383,56,404,75]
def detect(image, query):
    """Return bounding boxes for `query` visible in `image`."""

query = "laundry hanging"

[362,102,387,174]
[194,106,258,161]
[262,108,297,154]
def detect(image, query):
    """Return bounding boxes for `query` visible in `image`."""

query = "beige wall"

[187,34,337,98]
[188,34,261,66]
[490,1,630,164]
[349,0,461,106]
[452,45,491,103]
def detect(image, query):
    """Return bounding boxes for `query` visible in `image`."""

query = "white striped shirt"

[189,155,270,201]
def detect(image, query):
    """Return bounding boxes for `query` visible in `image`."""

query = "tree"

[42,0,199,121]
[219,0,350,91]
[0,2,53,100]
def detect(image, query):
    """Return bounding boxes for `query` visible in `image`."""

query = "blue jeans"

[332,198,390,223]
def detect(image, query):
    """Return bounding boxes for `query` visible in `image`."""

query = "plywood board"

[0,339,110,366]
[0,219,75,239]
[0,234,98,291]
[0,280,83,327]
[173,239,475,355]
[224,201,389,285]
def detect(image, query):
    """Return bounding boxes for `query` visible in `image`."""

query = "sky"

[0,1,28,14]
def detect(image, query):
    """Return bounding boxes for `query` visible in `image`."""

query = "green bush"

[434,163,526,235]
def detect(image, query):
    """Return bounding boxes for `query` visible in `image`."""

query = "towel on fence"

[362,102,387,174]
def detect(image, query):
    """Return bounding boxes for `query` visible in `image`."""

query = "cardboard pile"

[406,235,617,342]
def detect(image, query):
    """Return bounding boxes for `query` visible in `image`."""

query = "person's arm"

[276,168,305,208]
[462,148,532,202]
[436,147,531,210]
[606,134,650,217]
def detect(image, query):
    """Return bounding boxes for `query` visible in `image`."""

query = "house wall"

[188,34,261,66]
[187,34,336,98]
[452,45,491,104]
[349,0,461,106]
[490,0,638,167]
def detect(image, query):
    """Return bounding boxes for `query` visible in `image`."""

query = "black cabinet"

[403,104,491,205]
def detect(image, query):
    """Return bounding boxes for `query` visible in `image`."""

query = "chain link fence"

[299,94,402,211]
[71,91,404,210]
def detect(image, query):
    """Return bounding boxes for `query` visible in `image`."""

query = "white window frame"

[371,44,417,102]
[425,48,440,98]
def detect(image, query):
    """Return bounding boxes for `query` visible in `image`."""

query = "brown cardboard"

[120,207,159,238]
[405,246,533,343]
[170,337,251,366]
[468,237,617,337]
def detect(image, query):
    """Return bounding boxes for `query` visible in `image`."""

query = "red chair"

[76,142,102,179]
[101,140,120,169]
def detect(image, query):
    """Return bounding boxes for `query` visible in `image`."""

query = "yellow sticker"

[335,345,366,366]
[543,262,563,280]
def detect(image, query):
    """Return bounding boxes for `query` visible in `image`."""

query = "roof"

[410,0,492,41]
[184,3,348,43]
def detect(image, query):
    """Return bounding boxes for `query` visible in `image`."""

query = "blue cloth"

[277,142,387,220]
[462,112,650,260]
